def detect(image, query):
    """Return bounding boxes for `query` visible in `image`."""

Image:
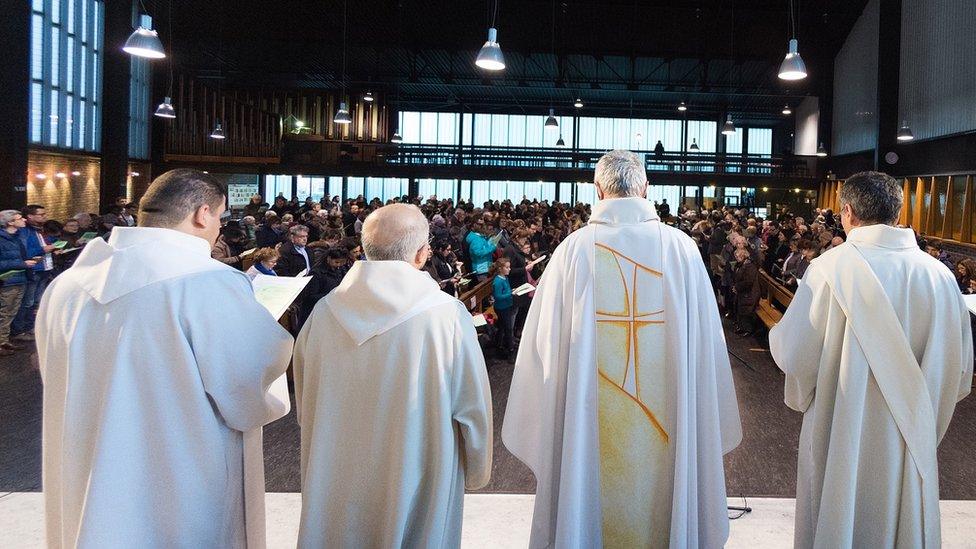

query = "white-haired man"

[771,171,972,547]
[504,150,742,547]
[292,203,493,548]
[37,169,293,548]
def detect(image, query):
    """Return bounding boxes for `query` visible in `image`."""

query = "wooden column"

[913,177,925,231]
[961,175,973,243]
[942,176,954,239]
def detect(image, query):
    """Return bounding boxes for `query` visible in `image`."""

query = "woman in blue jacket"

[465,221,497,282]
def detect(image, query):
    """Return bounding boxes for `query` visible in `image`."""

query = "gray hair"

[594,150,648,198]
[839,171,902,225]
[0,210,22,227]
[361,204,429,262]
[289,224,309,236]
[138,169,226,228]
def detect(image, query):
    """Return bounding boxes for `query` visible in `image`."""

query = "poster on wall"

[223,174,260,208]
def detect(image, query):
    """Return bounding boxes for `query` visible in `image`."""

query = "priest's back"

[503,191,741,548]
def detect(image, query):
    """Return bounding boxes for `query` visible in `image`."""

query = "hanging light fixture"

[124,26,166,59]
[476,0,506,73]
[677,101,687,112]
[71,171,81,176]
[816,142,828,157]
[556,135,566,147]
[782,104,792,115]
[722,114,736,135]
[154,96,176,118]
[690,138,700,152]
[363,91,374,102]
[545,108,559,128]
[154,0,177,118]
[778,1,807,81]
[391,132,403,144]
[574,97,584,108]
[334,102,352,125]
[896,120,915,141]
[210,121,225,139]
[335,0,353,125]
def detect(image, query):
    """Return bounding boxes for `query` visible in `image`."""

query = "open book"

[251,274,313,321]
[512,282,535,296]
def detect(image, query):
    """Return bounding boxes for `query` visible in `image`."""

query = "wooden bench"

[757,270,794,329]
[458,276,495,314]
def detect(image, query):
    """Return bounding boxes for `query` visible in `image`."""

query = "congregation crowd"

[3,186,972,359]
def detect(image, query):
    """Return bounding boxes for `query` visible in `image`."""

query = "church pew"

[757,270,793,329]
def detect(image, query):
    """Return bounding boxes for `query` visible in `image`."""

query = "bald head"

[361,204,430,265]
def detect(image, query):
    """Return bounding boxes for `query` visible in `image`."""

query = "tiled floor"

[5,492,976,548]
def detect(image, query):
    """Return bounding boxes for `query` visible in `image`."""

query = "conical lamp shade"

[555,135,565,147]
[689,138,699,152]
[475,28,506,71]
[677,101,687,112]
[391,132,403,144]
[574,97,583,108]
[816,142,828,157]
[210,122,225,139]
[896,121,914,141]
[154,97,176,119]
[778,38,807,81]
[782,105,792,115]
[545,108,558,127]
[335,102,352,124]
[123,27,166,59]
[722,115,736,135]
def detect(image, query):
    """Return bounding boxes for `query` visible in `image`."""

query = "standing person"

[293,204,492,547]
[0,211,37,355]
[276,225,312,276]
[37,169,294,548]
[732,248,759,336]
[465,221,497,283]
[11,204,55,341]
[770,171,973,548]
[503,150,741,548]
[491,258,515,359]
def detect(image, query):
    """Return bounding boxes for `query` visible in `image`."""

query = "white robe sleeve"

[769,265,831,413]
[451,303,494,490]
[188,271,295,432]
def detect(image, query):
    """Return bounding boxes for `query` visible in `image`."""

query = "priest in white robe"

[293,203,493,548]
[770,171,973,548]
[37,169,293,549]
[503,150,742,548]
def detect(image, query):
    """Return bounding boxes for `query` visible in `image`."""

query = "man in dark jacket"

[276,225,312,277]
[12,204,55,340]
[0,210,37,354]
[255,215,286,248]
[732,248,760,336]
[299,247,349,325]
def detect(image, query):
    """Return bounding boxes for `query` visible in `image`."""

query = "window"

[30,0,104,151]
[263,175,292,204]
[418,179,458,202]
[470,113,573,149]
[646,185,683,208]
[397,111,461,145]
[575,183,597,206]
[364,177,408,202]
[577,117,682,151]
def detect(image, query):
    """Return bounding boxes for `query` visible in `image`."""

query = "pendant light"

[154,0,176,118]
[574,97,583,108]
[722,114,736,135]
[391,132,403,144]
[124,26,166,59]
[896,120,914,141]
[689,138,700,152]
[335,0,352,125]
[545,108,559,128]
[778,1,807,81]
[816,142,828,157]
[210,121,225,139]
[475,0,505,71]
[782,104,792,115]
[677,101,687,112]
[363,91,374,102]
[556,135,566,147]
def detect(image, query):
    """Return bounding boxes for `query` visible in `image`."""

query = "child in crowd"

[491,258,515,359]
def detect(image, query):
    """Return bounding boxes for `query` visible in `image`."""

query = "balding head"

[361,204,430,267]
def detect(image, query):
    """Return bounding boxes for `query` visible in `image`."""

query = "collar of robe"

[846,223,918,250]
[324,260,456,346]
[69,226,229,304]
[588,196,660,226]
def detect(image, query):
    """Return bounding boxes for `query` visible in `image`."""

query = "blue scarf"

[255,262,277,276]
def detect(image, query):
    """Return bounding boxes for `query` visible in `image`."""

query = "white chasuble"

[770,224,973,548]
[504,197,741,549]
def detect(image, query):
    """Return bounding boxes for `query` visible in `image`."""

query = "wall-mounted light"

[56,172,67,178]
[35,174,47,180]
[71,171,81,176]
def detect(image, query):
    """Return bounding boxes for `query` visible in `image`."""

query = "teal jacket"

[466,231,497,275]
[492,275,513,311]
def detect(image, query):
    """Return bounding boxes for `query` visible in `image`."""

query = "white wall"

[831,0,879,154]
[794,96,820,156]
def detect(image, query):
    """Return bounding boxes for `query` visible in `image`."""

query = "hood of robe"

[69,227,227,304]
[589,197,660,226]
[846,223,918,250]
[325,260,455,346]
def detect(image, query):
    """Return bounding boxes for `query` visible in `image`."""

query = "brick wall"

[126,161,153,205]
[25,150,101,221]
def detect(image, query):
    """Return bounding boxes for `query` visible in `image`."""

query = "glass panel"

[577,117,596,149]
[401,112,420,143]
[64,95,73,147]
[31,15,44,80]
[436,179,457,202]
[930,177,947,235]
[950,176,966,240]
[30,83,42,142]
[52,0,61,23]
[419,112,437,144]
[346,177,365,199]
[460,180,472,201]
[418,179,436,199]
[328,176,343,200]
[49,89,59,145]
[559,182,573,202]
[470,180,489,205]
[437,113,457,146]
[462,113,472,146]
[525,115,544,148]
[365,177,384,201]
[51,27,59,84]
[540,182,556,202]
[490,114,508,147]
[296,176,312,199]
[508,115,526,147]
[748,128,773,156]
[576,183,597,206]
[473,114,491,146]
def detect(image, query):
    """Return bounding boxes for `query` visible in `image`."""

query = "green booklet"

[79,231,97,241]
[52,240,69,249]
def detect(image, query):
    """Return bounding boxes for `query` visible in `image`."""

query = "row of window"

[30,0,104,152]
[262,175,762,209]
[396,111,773,157]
